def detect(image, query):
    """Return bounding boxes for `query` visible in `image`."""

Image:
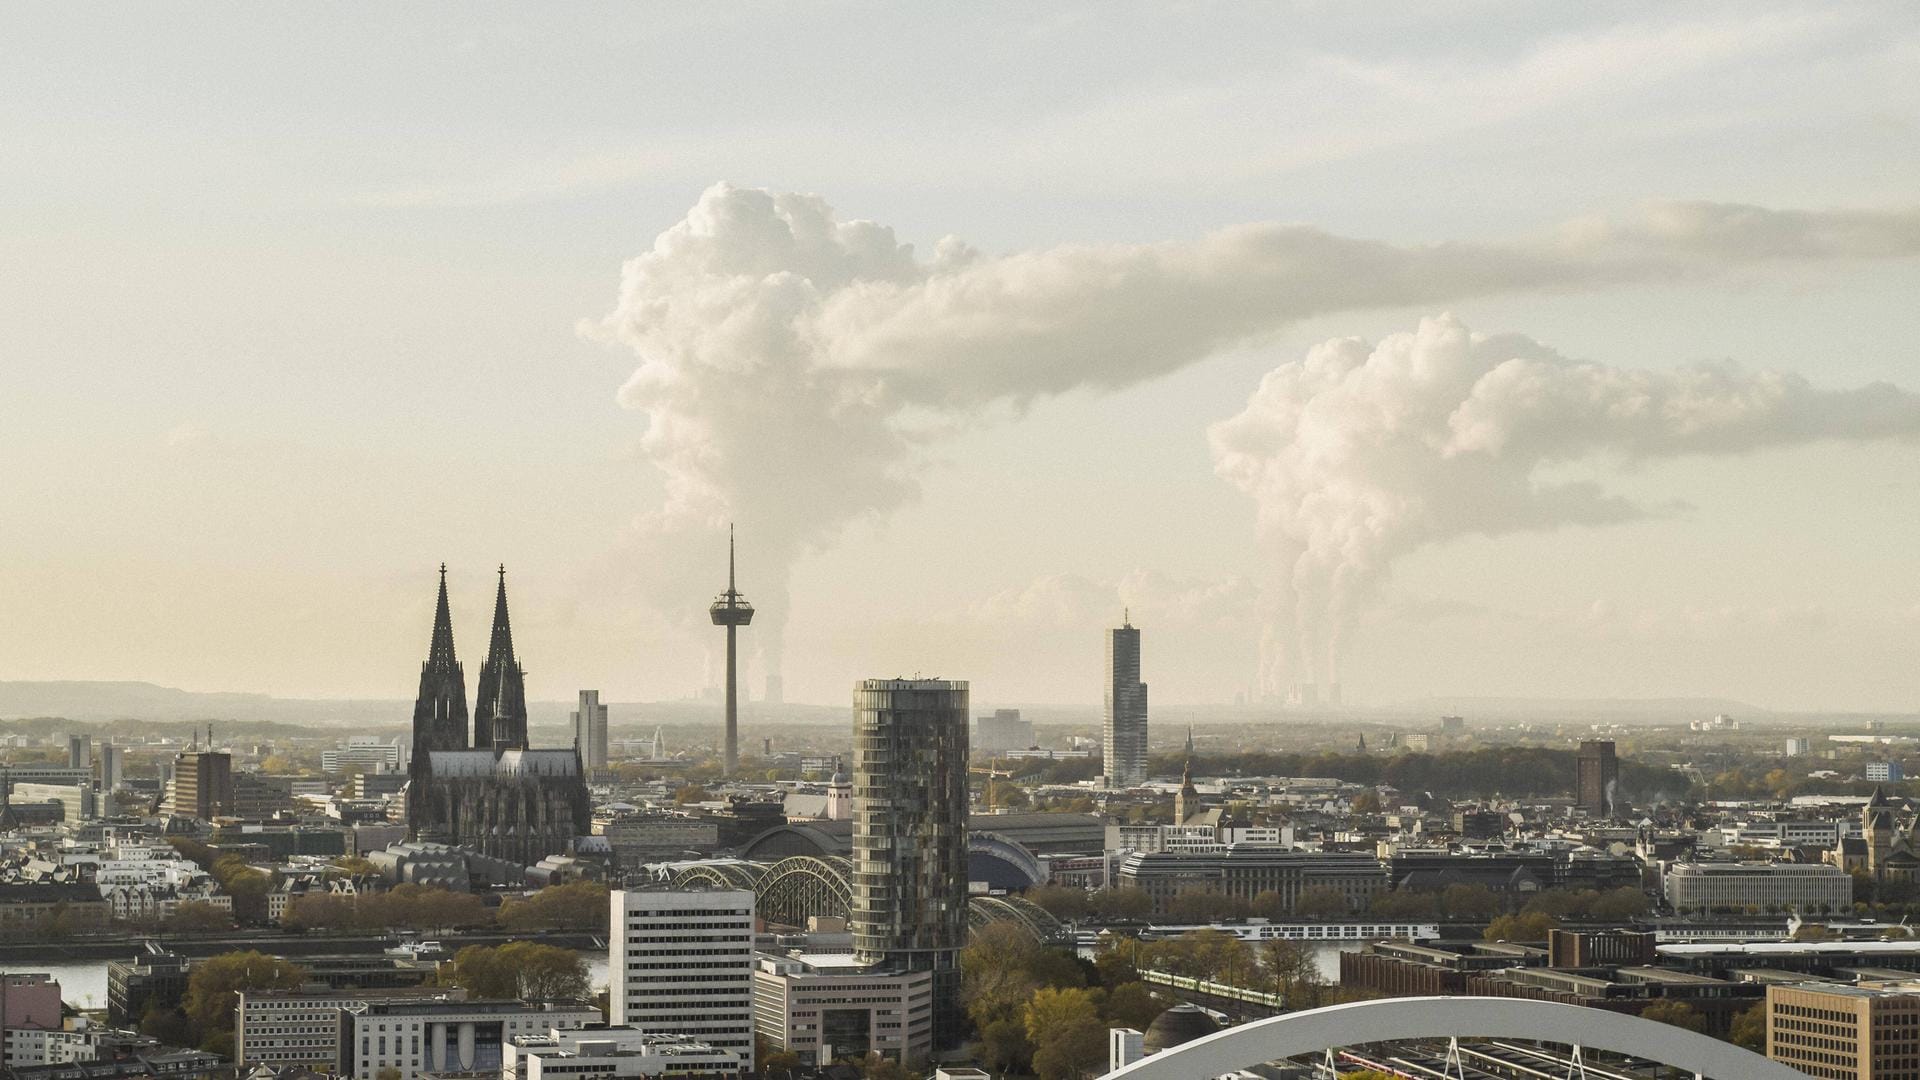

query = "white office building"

[610,888,756,1072]
[751,953,933,1066]
[573,691,611,778]
[1663,861,1852,913]
[339,1000,599,1080]
[235,987,462,1071]
[507,1025,740,1080]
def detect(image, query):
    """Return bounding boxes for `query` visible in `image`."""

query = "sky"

[3,3,1920,712]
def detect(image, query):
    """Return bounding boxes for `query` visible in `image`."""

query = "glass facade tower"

[850,678,970,1048]
[1104,619,1148,787]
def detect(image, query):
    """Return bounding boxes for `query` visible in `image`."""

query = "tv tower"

[709,525,753,776]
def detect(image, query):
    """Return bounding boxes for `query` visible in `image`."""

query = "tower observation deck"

[710,525,753,776]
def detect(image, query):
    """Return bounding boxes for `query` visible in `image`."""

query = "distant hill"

[1389,695,1769,723]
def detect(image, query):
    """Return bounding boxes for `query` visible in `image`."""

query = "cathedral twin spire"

[410,564,528,762]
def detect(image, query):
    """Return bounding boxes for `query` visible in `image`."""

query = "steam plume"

[586,184,1920,682]
[1208,314,1920,698]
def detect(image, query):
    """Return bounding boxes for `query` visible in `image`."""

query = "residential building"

[1102,619,1148,787]
[1664,861,1853,914]
[97,744,123,793]
[0,975,63,1064]
[166,752,232,821]
[851,678,970,1047]
[751,953,933,1065]
[1768,981,1920,1080]
[507,1025,740,1080]
[338,1000,599,1080]
[1870,762,1906,784]
[609,888,756,1071]
[1785,738,1812,758]
[66,736,92,772]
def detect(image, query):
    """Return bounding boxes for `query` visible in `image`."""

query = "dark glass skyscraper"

[850,678,969,1048]
[1104,617,1148,787]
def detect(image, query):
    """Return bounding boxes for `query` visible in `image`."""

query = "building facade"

[751,954,933,1066]
[1663,862,1853,914]
[1768,981,1920,1080]
[572,691,611,779]
[167,753,232,821]
[973,710,1033,754]
[338,1000,599,1080]
[1102,621,1148,788]
[850,679,970,1048]
[235,988,461,1071]
[405,568,592,866]
[1117,848,1388,914]
[609,888,756,1072]
[1575,740,1619,817]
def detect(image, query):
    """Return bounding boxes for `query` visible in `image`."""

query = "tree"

[1792,923,1836,942]
[672,783,711,805]
[1588,886,1651,921]
[1294,885,1352,918]
[1639,999,1706,1033]
[183,952,308,1050]
[1169,888,1248,923]
[1023,884,1091,921]
[138,1003,193,1049]
[498,882,610,932]
[1368,890,1440,918]
[977,1018,1032,1077]
[1437,884,1502,920]
[1103,981,1161,1030]
[1024,988,1106,1080]
[960,922,1082,1029]
[1483,912,1559,942]
[1728,1002,1767,1052]
[1087,887,1154,921]
[1261,939,1328,1009]
[1351,790,1384,814]
[1145,929,1254,985]
[164,901,234,933]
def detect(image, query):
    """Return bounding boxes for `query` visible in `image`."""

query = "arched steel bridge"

[665,854,1062,940]
[1099,996,1811,1080]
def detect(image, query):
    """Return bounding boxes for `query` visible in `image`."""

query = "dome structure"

[1143,1003,1219,1053]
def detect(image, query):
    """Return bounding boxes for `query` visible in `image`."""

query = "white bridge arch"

[1101,996,1810,1080]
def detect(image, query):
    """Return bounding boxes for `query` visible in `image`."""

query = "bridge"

[1099,996,1811,1080]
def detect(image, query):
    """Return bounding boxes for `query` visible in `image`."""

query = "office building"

[1785,738,1812,758]
[572,690,610,778]
[1768,981,1920,1079]
[1575,740,1619,817]
[1870,762,1906,783]
[167,752,233,821]
[340,1000,598,1080]
[508,1025,740,1080]
[851,678,970,1047]
[322,738,404,776]
[1103,618,1148,787]
[1117,847,1388,914]
[751,954,933,1065]
[1664,862,1852,914]
[235,987,461,1071]
[12,782,103,822]
[974,709,1034,753]
[66,736,91,772]
[610,888,756,1071]
[97,744,123,793]
[107,952,191,1025]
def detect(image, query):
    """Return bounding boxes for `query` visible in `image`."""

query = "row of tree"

[1023,881,1651,925]
[282,880,609,934]
[1139,746,1679,801]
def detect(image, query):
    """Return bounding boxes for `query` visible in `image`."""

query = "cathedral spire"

[410,564,470,777]
[475,565,529,750]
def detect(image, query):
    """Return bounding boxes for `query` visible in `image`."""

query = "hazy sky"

[5,4,1920,712]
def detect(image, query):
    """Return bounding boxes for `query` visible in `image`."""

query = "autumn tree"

[1024,987,1107,1080]
[1024,884,1091,921]
[498,882,609,932]
[959,922,1084,1030]
[1261,939,1329,1009]
[165,901,234,933]
[1639,999,1706,1033]
[1292,885,1352,918]
[183,952,308,1054]
[442,942,589,1002]
[1729,1002,1767,1052]
[1483,912,1559,942]
[1087,887,1154,921]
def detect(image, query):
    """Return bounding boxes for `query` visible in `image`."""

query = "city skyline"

[6,6,1920,711]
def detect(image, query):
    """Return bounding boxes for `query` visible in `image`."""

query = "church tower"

[410,565,469,775]
[1175,759,1198,826]
[474,566,529,750]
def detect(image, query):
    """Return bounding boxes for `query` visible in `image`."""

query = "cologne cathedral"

[405,566,591,865]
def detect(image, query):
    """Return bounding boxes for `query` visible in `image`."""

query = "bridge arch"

[1100,996,1809,1080]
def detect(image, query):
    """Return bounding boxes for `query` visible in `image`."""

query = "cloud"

[585,184,1920,677]
[1208,314,1920,696]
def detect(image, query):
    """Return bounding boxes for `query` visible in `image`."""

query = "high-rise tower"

[850,678,970,1048]
[1103,614,1148,788]
[709,527,753,776]
[410,565,470,775]
[474,566,528,750]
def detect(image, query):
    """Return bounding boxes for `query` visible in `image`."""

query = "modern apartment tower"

[850,678,970,1048]
[1575,740,1620,817]
[572,690,609,777]
[610,887,756,1071]
[1103,616,1148,788]
[709,527,753,777]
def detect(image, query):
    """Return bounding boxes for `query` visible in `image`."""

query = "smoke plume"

[1208,314,1920,698]
[586,184,1920,684]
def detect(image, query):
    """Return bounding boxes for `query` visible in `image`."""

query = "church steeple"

[475,565,529,750]
[411,564,470,774]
